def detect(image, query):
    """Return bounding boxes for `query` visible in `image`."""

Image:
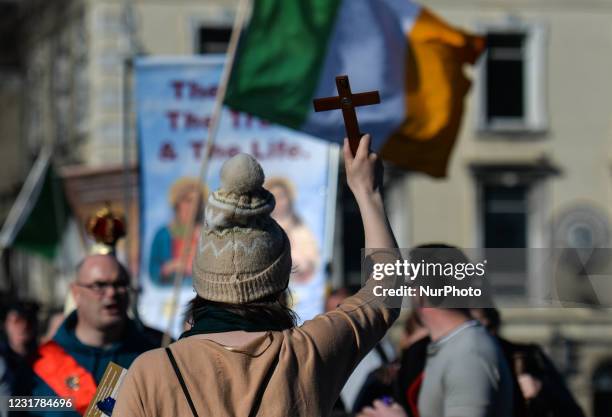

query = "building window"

[481,182,529,295]
[476,22,547,133]
[483,184,528,249]
[486,33,525,123]
[473,163,557,298]
[196,26,231,54]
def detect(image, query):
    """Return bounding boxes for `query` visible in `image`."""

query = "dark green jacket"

[27,311,158,417]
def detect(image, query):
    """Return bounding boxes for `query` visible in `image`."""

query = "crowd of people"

[331,305,585,417]
[0,135,587,417]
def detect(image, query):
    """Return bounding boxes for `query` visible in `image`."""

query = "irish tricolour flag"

[225,0,485,177]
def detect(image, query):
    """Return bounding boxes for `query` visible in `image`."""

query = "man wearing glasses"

[27,254,158,416]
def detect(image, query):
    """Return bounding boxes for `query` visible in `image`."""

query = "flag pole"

[162,0,251,346]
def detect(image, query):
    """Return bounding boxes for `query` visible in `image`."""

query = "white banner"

[135,56,337,337]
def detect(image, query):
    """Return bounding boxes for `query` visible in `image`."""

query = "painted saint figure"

[149,177,208,286]
[265,177,320,284]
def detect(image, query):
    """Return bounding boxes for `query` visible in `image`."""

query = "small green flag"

[0,149,70,259]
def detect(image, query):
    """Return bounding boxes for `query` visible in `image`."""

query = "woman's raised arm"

[343,134,398,250]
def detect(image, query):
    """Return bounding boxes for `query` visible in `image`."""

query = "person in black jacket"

[471,308,586,417]
[0,301,39,396]
[393,310,429,417]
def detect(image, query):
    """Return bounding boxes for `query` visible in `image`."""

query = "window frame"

[472,164,553,302]
[195,26,233,55]
[189,9,235,55]
[475,20,548,134]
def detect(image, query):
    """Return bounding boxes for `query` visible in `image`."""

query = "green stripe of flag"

[225,0,343,128]
[0,150,70,260]
[13,164,70,259]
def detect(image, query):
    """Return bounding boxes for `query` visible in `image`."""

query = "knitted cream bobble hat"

[192,153,292,303]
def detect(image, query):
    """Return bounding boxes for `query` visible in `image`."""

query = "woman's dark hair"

[185,290,299,331]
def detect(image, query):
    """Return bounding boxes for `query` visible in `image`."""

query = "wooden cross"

[313,75,380,155]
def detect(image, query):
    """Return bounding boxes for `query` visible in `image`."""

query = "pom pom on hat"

[205,153,274,229]
[220,153,265,194]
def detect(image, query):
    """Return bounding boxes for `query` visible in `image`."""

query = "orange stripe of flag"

[381,8,486,178]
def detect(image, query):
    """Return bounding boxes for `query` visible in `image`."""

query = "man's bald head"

[71,254,131,331]
[76,255,130,284]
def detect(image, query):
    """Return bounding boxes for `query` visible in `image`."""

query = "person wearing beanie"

[113,134,401,417]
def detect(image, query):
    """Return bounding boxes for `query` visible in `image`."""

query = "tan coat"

[113,278,398,417]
